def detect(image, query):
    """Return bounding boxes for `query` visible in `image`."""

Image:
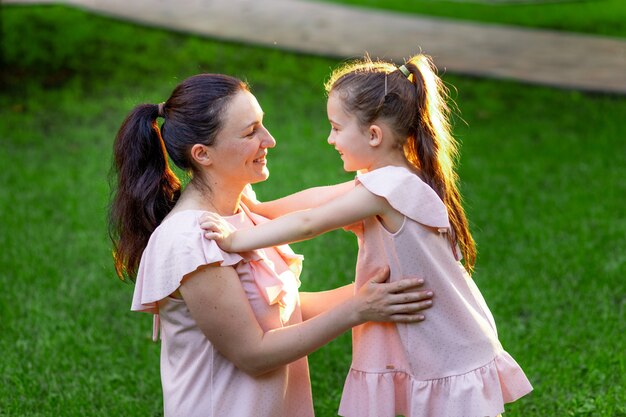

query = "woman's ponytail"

[109,103,181,281]
[108,74,248,281]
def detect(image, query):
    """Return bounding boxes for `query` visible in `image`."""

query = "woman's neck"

[175,180,243,216]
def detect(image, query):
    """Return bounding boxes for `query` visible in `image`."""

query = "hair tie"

[398,65,410,78]
[157,102,165,118]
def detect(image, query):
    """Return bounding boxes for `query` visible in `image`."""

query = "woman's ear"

[368,125,383,147]
[190,144,213,166]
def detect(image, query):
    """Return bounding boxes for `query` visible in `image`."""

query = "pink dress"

[131,205,314,417]
[338,166,532,417]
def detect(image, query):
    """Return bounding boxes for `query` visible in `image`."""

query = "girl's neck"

[366,149,413,173]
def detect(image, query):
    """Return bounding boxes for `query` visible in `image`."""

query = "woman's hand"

[352,266,433,324]
[199,212,235,250]
[181,264,426,377]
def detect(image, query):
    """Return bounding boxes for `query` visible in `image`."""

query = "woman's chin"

[249,170,270,184]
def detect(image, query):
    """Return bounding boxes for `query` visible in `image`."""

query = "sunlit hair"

[109,74,249,281]
[325,54,476,273]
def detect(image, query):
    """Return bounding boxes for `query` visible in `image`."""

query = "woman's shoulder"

[157,209,205,234]
[132,210,245,313]
[145,209,248,266]
[139,211,203,265]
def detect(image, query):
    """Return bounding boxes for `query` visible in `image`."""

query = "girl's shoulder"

[356,166,450,229]
[357,165,421,185]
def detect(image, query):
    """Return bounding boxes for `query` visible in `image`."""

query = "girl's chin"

[342,164,358,173]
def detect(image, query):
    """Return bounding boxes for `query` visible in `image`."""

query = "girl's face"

[210,90,276,188]
[326,93,373,172]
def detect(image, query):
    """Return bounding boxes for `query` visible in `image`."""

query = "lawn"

[1,4,624,417]
[318,0,626,38]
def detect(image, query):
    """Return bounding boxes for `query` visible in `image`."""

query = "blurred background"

[1,0,625,415]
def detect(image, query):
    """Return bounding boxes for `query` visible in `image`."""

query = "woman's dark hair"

[109,74,249,281]
[325,55,476,273]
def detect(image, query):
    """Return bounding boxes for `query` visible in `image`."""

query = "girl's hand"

[199,212,234,250]
[353,266,433,324]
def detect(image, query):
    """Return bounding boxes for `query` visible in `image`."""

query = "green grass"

[317,0,626,38]
[1,4,625,417]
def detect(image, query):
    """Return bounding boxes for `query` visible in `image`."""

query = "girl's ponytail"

[109,103,181,281]
[325,57,475,272]
[403,55,476,273]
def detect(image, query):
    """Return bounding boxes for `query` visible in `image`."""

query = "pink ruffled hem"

[338,351,532,417]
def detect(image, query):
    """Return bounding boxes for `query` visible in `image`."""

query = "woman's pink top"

[338,166,532,417]
[131,206,314,417]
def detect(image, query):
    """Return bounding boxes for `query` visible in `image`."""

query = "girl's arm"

[203,184,387,252]
[180,264,429,377]
[243,180,354,219]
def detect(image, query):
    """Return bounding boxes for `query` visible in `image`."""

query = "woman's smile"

[253,152,268,164]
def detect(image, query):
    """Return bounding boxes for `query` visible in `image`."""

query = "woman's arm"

[299,277,433,321]
[243,180,354,219]
[180,264,429,377]
[299,285,354,321]
[203,184,387,252]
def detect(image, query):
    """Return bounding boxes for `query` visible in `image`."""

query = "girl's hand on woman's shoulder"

[199,212,235,251]
[353,266,434,324]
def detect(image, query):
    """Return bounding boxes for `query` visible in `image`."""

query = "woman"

[109,73,434,416]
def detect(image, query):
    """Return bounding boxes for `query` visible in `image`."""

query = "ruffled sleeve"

[131,211,258,314]
[356,166,450,230]
[241,204,304,285]
[234,204,305,322]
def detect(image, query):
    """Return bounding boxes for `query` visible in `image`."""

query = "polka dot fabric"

[338,166,532,417]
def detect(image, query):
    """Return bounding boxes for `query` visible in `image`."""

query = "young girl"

[201,55,533,417]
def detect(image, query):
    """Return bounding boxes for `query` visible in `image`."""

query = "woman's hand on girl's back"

[353,266,433,323]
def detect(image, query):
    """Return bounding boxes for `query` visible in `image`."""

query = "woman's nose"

[327,135,335,145]
[261,127,276,148]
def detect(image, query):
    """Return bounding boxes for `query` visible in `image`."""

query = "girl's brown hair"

[109,74,248,281]
[325,54,476,273]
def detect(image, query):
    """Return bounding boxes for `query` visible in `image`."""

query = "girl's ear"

[368,125,383,147]
[190,144,212,166]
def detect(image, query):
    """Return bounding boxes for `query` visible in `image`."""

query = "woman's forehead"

[225,90,264,129]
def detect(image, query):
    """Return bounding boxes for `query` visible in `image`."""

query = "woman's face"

[210,90,276,188]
